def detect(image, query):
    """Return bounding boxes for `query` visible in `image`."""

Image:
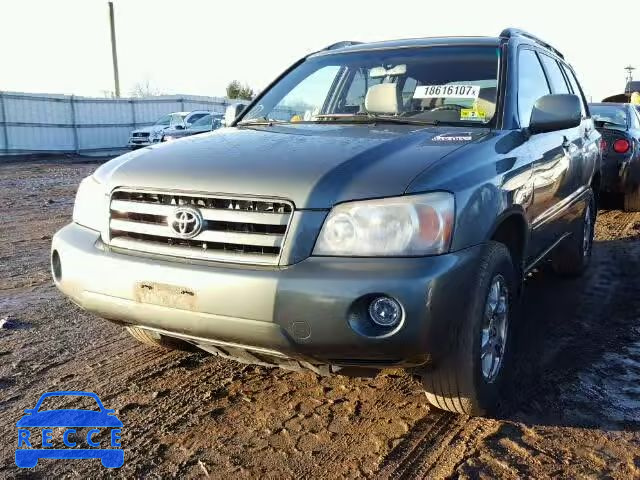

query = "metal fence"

[0,91,238,156]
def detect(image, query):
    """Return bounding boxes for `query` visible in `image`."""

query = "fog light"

[51,250,62,282]
[368,296,402,327]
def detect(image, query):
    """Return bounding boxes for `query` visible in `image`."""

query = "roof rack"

[323,41,362,51]
[500,28,564,59]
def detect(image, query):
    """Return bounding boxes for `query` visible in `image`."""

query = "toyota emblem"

[169,206,203,238]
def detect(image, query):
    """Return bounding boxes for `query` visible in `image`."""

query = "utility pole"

[108,1,121,98]
[625,65,635,95]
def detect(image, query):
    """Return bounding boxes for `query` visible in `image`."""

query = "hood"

[16,410,123,428]
[163,127,198,138]
[131,125,168,135]
[100,124,489,209]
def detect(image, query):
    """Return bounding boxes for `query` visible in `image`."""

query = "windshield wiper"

[237,117,288,126]
[313,114,438,126]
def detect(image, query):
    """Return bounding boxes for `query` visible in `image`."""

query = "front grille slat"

[108,190,293,265]
[110,219,284,247]
[109,237,280,264]
[110,199,289,225]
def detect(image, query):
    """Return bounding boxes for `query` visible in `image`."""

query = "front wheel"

[125,326,195,351]
[421,242,517,416]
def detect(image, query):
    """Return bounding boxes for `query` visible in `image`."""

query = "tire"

[125,326,195,351]
[421,242,517,416]
[551,192,595,277]
[624,187,640,212]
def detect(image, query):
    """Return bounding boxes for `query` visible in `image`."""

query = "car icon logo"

[15,391,124,468]
[169,206,203,238]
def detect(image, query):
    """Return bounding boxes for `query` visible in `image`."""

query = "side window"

[400,77,418,107]
[344,69,366,108]
[341,69,383,113]
[271,65,341,120]
[187,113,206,124]
[518,49,551,128]
[630,107,640,129]
[561,65,588,117]
[539,55,570,94]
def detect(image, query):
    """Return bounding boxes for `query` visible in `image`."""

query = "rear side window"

[629,107,640,129]
[518,49,550,128]
[539,55,570,94]
[590,105,628,128]
[561,65,588,117]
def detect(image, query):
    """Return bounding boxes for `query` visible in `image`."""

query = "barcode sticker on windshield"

[413,85,480,99]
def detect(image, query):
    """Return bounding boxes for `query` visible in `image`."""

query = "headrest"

[365,83,400,115]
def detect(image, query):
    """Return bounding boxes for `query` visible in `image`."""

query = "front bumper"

[601,154,640,193]
[128,137,151,147]
[52,223,482,369]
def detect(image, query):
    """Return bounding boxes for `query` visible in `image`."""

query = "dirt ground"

[1,158,639,479]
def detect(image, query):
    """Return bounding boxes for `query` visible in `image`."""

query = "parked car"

[128,111,210,148]
[52,28,600,416]
[162,113,224,142]
[589,103,640,211]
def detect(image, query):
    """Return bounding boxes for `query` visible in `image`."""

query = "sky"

[1,0,637,101]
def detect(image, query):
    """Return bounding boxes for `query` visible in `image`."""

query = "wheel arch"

[486,208,529,272]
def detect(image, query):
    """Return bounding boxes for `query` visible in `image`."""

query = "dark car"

[162,113,224,142]
[590,103,640,210]
[52,28,600,416]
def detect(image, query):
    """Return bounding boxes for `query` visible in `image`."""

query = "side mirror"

[225,103,247,127]
[529,94,581,134]
[174,124,185,130]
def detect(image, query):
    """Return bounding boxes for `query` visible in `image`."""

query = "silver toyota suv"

[52,29,600,416]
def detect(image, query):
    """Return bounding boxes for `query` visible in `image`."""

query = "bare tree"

[130,79,163,98]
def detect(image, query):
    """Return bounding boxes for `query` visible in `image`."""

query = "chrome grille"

[108,189,293,265]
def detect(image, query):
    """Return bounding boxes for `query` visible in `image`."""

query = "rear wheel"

[551,193,595,277]
[421,242,517,416]
[624,187,640,212]
[125,326,195,351]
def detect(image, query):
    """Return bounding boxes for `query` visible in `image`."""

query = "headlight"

[313,192,454,256]
[72,176,108,232]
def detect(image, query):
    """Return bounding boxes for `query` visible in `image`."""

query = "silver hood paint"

[98,124,489,209]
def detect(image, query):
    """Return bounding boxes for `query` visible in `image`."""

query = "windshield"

[154,114,171,126]
[191,114,212,128]
[241,46,500,126]
[591,105,628,128]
